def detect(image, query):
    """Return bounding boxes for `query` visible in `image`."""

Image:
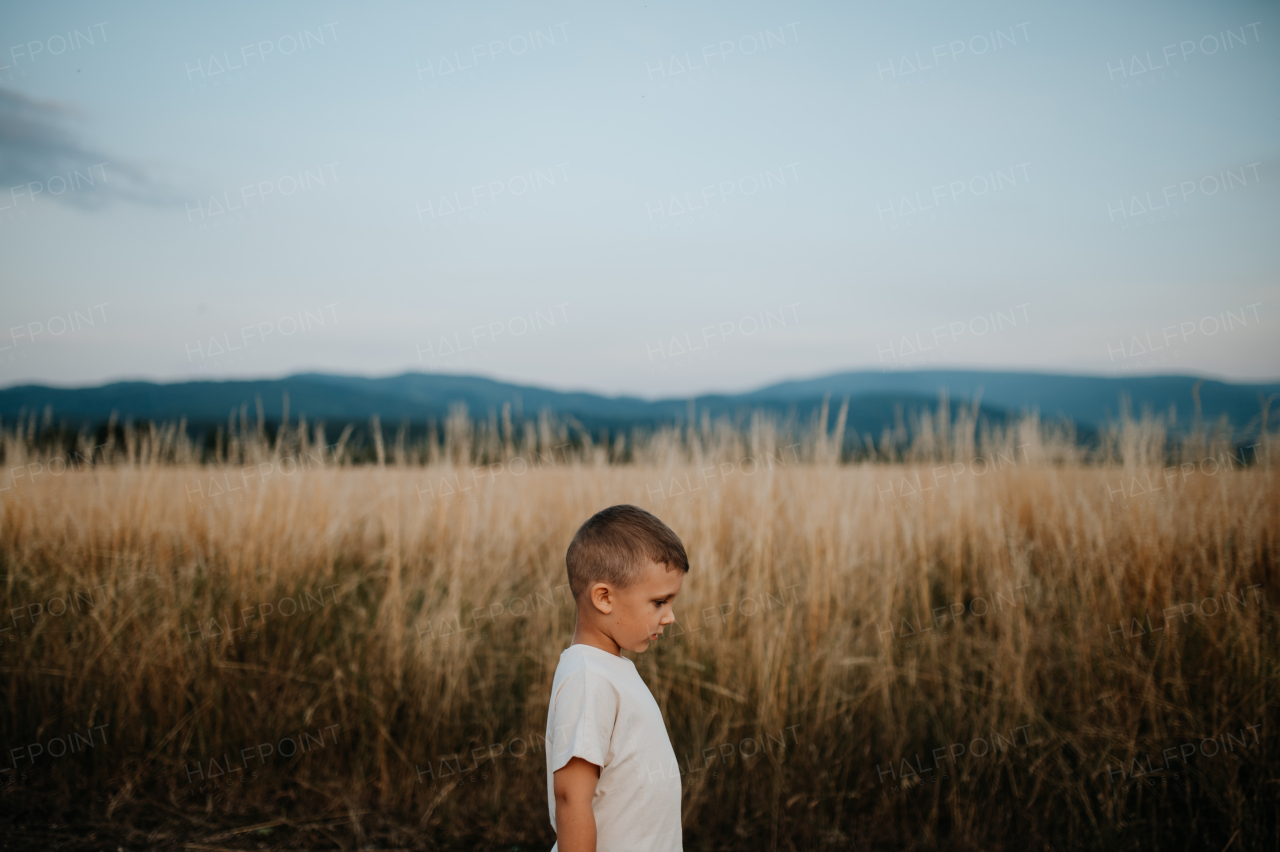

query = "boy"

[545,504,689,852]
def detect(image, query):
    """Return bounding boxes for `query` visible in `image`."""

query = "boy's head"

[565,504,689,654]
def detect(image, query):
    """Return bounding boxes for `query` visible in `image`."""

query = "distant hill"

[0,369,1276,442]
[745,370,1279,434]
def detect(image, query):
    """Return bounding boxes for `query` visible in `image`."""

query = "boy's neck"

[571,627,622,656]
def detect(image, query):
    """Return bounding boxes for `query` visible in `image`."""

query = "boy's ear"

[588,581,614,615]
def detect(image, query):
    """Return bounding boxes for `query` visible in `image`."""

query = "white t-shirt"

[545,643,683,852]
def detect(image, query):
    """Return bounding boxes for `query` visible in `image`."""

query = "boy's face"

[591,557,684,653]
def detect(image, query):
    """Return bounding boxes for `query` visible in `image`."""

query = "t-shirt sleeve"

[548,665,619,775]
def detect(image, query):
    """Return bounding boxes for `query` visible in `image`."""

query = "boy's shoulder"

[553,644,638,683]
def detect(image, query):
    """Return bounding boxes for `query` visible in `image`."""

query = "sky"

[0,0,1277,398]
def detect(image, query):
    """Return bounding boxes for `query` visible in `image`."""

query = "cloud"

[0,87,179,208]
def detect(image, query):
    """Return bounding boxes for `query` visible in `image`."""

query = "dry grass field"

[1,402,1276,850]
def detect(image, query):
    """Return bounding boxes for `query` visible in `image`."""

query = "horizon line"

[3,364,1279,402]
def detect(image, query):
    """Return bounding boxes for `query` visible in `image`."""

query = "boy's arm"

[553,756,600,852]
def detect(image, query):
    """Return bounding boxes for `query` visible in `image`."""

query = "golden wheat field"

[1,407,1276,850]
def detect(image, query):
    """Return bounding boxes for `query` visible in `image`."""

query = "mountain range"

[2,369,1277,443]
